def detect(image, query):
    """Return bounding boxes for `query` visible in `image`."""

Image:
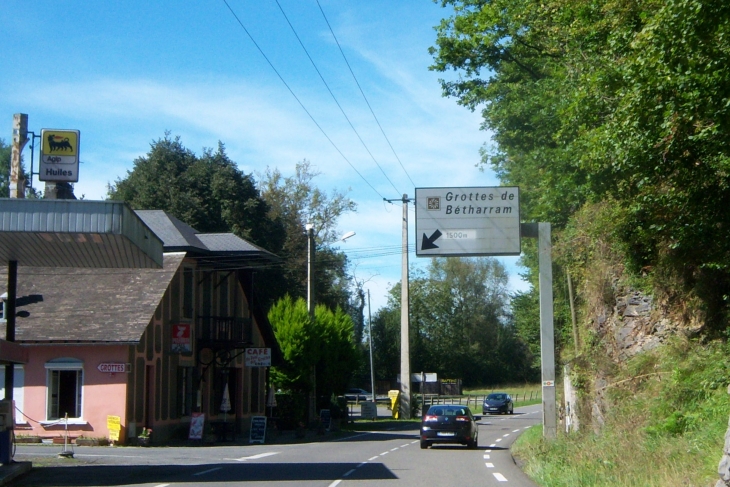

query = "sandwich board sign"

[415,186,520,257]
[39,129,80,182]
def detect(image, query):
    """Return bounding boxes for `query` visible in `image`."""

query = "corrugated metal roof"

[0,199,163,268]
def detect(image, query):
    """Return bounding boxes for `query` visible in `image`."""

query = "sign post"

[107,415,121,445]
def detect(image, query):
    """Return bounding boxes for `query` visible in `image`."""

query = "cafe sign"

[244,348,271,367]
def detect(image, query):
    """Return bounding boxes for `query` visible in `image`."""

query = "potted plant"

[137,427,152,446]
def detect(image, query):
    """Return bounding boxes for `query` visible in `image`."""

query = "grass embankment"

[512,338,730,486]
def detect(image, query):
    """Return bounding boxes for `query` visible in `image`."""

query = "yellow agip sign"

[39,129,80,182]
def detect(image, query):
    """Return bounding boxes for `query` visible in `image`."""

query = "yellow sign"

[107,415,121,430]
[42,130,78,155]
[107,415,121,442]
[39,128,80,182]
[388,390,400,419]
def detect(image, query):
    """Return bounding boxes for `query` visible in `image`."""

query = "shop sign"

[245,348,271,367]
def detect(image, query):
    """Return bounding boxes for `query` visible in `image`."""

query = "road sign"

[415,186,521,256]
[39,129,80,182]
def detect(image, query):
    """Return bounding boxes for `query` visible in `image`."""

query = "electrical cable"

[274,0,401,195]
[316,0,418,190]
[221,0,387,201]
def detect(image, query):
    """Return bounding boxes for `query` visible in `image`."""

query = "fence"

[421,391,541,410]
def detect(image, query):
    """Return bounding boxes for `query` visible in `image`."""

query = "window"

[219,273,229,316]
[46,358,83,420]
[177,366,194,417]
[182,268,194,319]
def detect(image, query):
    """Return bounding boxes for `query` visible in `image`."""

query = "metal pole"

[399,194,411,419]
[4,261,17,402]
[306,225,317,423]
[539,222,556,438]
[367,290,376,403]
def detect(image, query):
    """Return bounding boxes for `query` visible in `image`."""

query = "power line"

[316,0,417,190]
[221,0,387,201]
[274,0,401,195]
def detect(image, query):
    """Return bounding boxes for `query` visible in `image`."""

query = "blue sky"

[1,0,529,311]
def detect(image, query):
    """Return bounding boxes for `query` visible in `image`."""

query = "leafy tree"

[430,0,730,330]
[268,295,357,402]
[258,161,357,313]
[1,138,38,198]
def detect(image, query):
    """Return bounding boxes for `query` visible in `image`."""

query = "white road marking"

[411,440,418,444]
[485,462,494,468]
[153,485,170,487]
[503,434,510,437]
[483,454,490,459]
[495,438,502,442]
[390,447,399,451]
[401,443,410,448]
[368,456,379,461]
[494,472,508,482]
[513,429,521,433]
[194,467,222,476]
[328,480,342,487]
[380,451,389,456]
[489,444,496,447]
[357,462,367,468]
[343,469,355,477]
[233,452,279,462]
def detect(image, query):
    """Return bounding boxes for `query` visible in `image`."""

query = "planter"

[75,438,98,447]
[15,436,42,444]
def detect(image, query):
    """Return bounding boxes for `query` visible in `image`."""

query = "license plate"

[437,432,455,437]
[489,408,498,411]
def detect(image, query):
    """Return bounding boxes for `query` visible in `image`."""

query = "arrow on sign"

[421,229,442,250]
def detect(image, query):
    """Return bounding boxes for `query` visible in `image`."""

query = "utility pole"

[306,224,317,423]
[367,290,376,402]
[399,194,411,419]
[10,114,28,199]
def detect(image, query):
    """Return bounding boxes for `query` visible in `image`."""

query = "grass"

[511,338,730,486]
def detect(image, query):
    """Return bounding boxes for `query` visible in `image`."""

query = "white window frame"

[43,358,86,425]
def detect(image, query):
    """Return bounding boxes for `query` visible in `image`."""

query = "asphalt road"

[11,404,542,487]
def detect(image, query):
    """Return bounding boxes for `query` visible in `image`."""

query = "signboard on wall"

[245,348,271,367]
[171,324,192,353]
[415,186,521,256]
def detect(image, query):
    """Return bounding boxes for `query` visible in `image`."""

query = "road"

[12,404,542,487]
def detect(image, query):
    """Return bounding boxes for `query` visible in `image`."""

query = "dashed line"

[380,451,389,456]
[411,440,418,444]
[232,452,279,462]
[513,429,521,433]
[485,462,494,468]
[327,480,342,487]
[401,443,410,448]
[493,472,508,482]
[343,469,355,477]
[357,462,367,468]
[483,454,490,459]
[194,467,222,476]
[368,456,379,461]
[153,485,170,487]
[489,444,496,447]
[390,447,399,451]
[495,438,502,442]
[503,433,510,437]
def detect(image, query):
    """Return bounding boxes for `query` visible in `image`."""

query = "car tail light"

[423,415,439,422]
[455,416,470,422]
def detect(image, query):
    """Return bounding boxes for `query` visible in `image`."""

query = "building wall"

[127,261,269,443]
[13,344,129,441]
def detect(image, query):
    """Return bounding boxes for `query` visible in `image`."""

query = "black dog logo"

[47,134,73,152]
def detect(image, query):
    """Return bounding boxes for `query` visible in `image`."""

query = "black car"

[420,405,480,449]
[483,392,514,415]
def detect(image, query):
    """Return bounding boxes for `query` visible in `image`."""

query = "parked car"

[344,388,372,401]
[483,392,514,415]
[420,405,480,449]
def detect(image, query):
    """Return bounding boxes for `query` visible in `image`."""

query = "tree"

[258,161,357,313]
[430,0,730,330]
[268,295,357,399]
[1,138,38,198]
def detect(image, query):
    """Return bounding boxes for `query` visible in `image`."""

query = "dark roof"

[1,253,185,343]
[135,211,279,269]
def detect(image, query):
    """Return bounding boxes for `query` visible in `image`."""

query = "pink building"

[1,209,282,444]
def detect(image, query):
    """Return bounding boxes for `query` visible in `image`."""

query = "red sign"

[172,324,192,353]
[97,363,127,373]
[245,348,271,367]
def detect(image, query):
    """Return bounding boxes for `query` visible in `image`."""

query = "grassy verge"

[511,338,730,486]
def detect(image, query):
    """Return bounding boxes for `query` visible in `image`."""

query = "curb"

[0,461,32,486]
